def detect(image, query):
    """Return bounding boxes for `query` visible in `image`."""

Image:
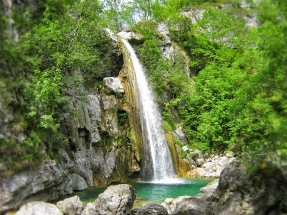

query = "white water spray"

[121,39,176,181]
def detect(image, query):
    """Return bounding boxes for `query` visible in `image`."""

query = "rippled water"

[74,178,214,207]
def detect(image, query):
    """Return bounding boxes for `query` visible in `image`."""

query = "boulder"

[132,203,168,215]
[15,201,62,215]
[103,77,124,94]
[164,161,287,215]
[81,184,136,215]
[56,195,83,215]
[209,161,287,215]
[197,179,219,199]
[81,202,97,215]
[69,174,87,191]
[162,196,211,215]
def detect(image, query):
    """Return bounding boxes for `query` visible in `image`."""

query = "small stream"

[74,178,214,208]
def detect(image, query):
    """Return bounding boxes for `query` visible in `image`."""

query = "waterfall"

[121,39,176,181]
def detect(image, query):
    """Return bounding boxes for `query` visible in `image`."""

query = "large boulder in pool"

[131,203,168,215]
[81,184,136,215]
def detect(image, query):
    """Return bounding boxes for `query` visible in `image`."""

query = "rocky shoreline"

[8,161,287,215]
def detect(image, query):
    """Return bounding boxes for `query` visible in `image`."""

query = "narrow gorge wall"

[0,15,145,212]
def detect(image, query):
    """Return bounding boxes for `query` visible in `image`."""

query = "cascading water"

[121,39,176,181]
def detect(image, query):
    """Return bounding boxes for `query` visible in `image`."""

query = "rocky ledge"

[7,161,287,215]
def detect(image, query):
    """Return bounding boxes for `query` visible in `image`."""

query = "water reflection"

[74,178,214,205]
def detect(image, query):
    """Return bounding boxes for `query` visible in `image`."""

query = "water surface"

[75,178,214,207]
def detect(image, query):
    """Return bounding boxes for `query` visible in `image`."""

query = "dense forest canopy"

[0,0,286,172]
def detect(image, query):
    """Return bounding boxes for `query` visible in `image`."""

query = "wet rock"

[69,174,87,191]
[15,201,62,215]
[133,203,168,215]
[81,184,136,215]
[56,195,83,215]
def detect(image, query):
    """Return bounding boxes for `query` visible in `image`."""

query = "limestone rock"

[156,22,177,61]
[103,77,124,94]
[209,161,287,214]
[156,22,170,44]
[81,202,97,215]
[72,150,94,186]
[118,31,144,43]
[133,203,168,215]
[69,174,87,191]
[56,195,83,215]
[81,184,136,215]
[105,28,118,42]
[162,196,211,215]
[0,159,72,214]
[172,125,188,144]
[101,95,119,136]
[182,9,205,23]
[185,152,235,178]
[15,201,62,215]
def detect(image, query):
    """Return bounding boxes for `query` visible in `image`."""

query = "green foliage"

[160,0,287,167]
[1,0,287,171]
[0,0,116,170]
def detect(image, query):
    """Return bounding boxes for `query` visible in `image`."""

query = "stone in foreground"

[15,201,62,215]
[56,195,83,215]
[132,203,168,215]
[81,184,136,215]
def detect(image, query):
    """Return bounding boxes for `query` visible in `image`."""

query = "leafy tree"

[17,0,113,160]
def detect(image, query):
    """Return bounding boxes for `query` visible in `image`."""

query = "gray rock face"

[162,196,211,215]
[81,202,97,215]
[156,22,177,61]
[62,93,119,186]
[81,184,136,215]
[209,161,287,215]
[15,201,63,215]
[0,160,72,214]
[56,195,83,215]
[103,77,124,94]
[167,161,287,215]
[156,22,171,44]
[171,197,211,215]
[133,203,168,215]
[69,174,87,191]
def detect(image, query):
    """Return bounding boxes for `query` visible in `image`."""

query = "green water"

[74,178,214,207]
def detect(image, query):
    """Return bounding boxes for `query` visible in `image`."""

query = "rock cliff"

[0,1,143,210]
